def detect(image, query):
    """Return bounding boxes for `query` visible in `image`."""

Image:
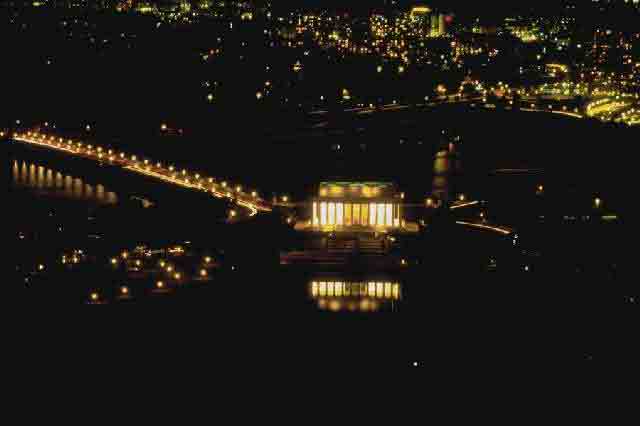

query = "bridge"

[8,131,273,218]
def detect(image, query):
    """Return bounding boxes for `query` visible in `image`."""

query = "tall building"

[409,5,447,37]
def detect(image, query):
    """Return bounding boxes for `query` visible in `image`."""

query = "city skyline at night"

[3,0,635,370]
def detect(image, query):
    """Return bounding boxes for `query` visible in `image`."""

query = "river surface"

[5,112,633,365]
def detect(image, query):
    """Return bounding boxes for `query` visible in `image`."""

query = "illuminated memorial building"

[295,181,418,234]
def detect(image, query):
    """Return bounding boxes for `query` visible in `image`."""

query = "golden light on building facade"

[309,182,403,232]
[309,280,402,312]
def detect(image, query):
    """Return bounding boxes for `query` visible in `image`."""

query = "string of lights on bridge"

[8,130,287,218]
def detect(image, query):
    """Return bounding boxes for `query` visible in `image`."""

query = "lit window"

[369,203,377,226]
[361,203,369,226]
[353,204,361,225]
[368,282,376,296]
[336,203,344,226]
[328,203,335,225]
[377,204,385,226]
[320,202,327,226]
[313,202,319,226]
[345,203,352,226]
[386,204,393,227]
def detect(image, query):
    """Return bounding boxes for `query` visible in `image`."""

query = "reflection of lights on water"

[309,280,401,312]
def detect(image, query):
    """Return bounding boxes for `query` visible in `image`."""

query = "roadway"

[307,95,587,127]
[9,131,272,218]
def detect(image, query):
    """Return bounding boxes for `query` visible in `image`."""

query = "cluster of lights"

[12,131,271,217]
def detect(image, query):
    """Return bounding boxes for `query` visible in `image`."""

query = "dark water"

[11,158,119,205]
[6,109,635,367]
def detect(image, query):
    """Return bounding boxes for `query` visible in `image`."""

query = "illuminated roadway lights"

[594,197,603,209]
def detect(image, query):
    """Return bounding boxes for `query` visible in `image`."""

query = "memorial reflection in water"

[309,279,402,312]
